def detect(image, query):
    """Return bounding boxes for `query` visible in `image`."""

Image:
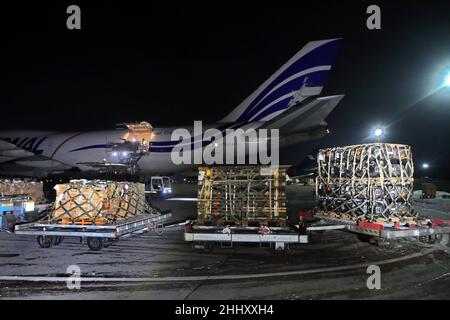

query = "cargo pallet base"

[15,212,172,251]
[184,216,450,252]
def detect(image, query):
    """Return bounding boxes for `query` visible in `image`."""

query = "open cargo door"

[120,121,153,152]
[105,121,153,172]
[79,121,153,174]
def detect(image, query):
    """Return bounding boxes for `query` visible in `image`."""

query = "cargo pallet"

[15,211,172,251]
[184,215,450,252]
[317,143,416,222]
[197,166,287,226]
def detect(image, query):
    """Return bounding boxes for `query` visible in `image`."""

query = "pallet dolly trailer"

[184,216,450,252]
[14,211,172,251]
[184,223,313,252]
[314,215,450,247]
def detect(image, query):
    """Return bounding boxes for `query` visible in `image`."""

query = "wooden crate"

[0,180,44,203]
[52,180,147,225]
[197,166,287,226]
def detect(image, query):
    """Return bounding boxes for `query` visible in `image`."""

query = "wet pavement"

[1,183,450,299]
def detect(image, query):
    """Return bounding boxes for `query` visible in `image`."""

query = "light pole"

[421,163,430,179]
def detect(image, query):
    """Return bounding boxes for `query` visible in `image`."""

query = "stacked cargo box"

[107,182,146,220]
[0,180,44,203]
[197,166,287,226]
[317,143,417,223]
[52,180,147,225]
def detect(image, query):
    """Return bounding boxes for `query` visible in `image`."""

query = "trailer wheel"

[52,236,64,246]
[418,236,436,245]
[87,237,103,251]
[155,224,165,235]
[427,235,437,244]
[103,239,113,248]
[37,236,53,248]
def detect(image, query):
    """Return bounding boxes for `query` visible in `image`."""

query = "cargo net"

[197,166,287,227]
[52,180,148,225]
[317,143,418,223]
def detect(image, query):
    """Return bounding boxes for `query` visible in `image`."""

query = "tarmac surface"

[1,183,450,299]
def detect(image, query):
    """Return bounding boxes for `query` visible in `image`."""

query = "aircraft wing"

[0,139,35,163]
[0,139,72,177]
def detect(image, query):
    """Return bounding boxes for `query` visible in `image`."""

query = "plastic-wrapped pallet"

[52,180,147,224]
[197,166,287,226]
[316,143,417,223]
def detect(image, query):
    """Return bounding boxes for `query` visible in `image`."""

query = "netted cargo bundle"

[317,143,417,223]
[0,180,44,203]
[197,166,287,226]
[52,180,147,225]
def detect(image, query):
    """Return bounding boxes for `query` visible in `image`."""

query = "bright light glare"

[374,128,383,137]
[444,74,450,87]
[422,163,429,169]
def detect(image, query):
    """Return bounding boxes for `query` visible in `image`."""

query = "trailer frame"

[184,215,450,251]
[184,223,333,251]
[312,215,450,247]
[15,212,172,250]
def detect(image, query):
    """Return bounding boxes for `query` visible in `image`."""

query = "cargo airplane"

[0,39,344,178]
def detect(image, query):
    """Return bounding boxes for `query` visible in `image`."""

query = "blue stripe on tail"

[236,39,341,122]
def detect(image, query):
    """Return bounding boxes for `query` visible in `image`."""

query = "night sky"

[1,1,450,177]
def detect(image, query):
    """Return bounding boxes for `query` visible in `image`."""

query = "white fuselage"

[0,121,283,176]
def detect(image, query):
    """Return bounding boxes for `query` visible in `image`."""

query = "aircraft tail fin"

[220,38,342,123]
